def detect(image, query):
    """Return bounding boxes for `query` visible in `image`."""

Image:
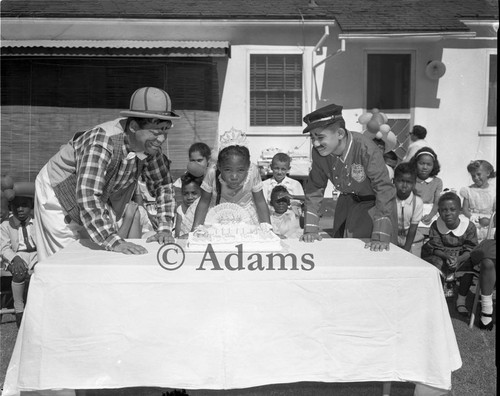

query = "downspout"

[311,25,345,111]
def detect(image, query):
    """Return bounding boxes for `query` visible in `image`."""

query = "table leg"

[382,381,391,396]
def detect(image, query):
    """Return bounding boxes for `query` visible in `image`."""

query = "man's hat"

[303,104,344,134]
[120,87,180,120]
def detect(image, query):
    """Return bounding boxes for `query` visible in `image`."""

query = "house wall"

[315,34,497,191]
[220,27,496,193]
[1,18,496,193]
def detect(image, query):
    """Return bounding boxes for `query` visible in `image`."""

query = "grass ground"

[1,201,496,395]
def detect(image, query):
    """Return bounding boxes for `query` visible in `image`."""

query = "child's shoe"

[478,313,494,331]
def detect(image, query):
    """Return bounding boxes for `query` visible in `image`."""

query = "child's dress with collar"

[422,216,478,267]
[414,176,443,228]
[459,182,496,241]
[304,130,397,243]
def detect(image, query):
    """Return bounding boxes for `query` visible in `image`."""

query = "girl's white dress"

[460,182,496,241]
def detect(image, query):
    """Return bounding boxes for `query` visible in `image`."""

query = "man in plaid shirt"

[34,87,179,261]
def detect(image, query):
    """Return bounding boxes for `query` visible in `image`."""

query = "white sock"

[11,281,25,313]
[480,294,493,325]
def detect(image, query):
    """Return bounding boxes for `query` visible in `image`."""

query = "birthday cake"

[186,203,282,252]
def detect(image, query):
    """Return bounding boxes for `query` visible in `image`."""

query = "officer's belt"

[340,193,376,202]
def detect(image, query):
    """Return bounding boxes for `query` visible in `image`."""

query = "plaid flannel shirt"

[72,120,174,250]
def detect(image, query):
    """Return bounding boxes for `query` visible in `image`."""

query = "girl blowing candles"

[191,130,271,230]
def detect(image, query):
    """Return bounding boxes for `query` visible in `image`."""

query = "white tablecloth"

[4,238,461,395]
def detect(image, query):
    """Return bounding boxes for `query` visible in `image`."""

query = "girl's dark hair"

[215,145,251,205]
[410,146,441,177]
[189,142,212,161]
[393,162,416,182]
[438,191,461,208]
[467,160,496,178]
[180,172,203,191]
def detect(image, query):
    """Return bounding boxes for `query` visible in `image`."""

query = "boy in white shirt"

[262,153,304,217]
[394,162,424,256]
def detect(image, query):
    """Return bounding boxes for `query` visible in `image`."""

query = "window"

[250,54,302,126]
[367,54,411,111]
[487,53,497,128]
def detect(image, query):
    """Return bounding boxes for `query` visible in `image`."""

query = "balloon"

[371,108,379,114]
[379,112,388,124]
[357,113,372,125]
[372,113,384,125]
[384,131,398,152]
[375,131,383,139]
[367,119,380,134]
[1,175,14,191]
[379,124,391,133]
[186,162,206,178]
[3,189,15,201]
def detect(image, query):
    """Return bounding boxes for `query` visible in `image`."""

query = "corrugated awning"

[0,40,230,57]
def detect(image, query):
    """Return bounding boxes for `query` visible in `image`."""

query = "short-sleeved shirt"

[401,139,430,163]
[201,163,263,224]
[262,175,304,207]
[397,192,424,233]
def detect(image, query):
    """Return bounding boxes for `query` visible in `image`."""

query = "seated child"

[410,147,443,234]
[393,163,424,256]
[175,172,203,238]
[0,193,37,328]
[421,192,478,297]
[192,143,271,229]
[269,185,302,239]
[455,236,496,330]
[460,160,496,242]
[262,152,305,217]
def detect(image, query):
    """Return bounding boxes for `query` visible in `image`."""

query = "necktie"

[399,205,405,237]
[20,221,36,253]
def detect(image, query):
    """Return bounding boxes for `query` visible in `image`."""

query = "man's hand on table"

[300,232,323,243]
[113,240,148,255]
[364,241,390,252]
[146,231,175,245]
